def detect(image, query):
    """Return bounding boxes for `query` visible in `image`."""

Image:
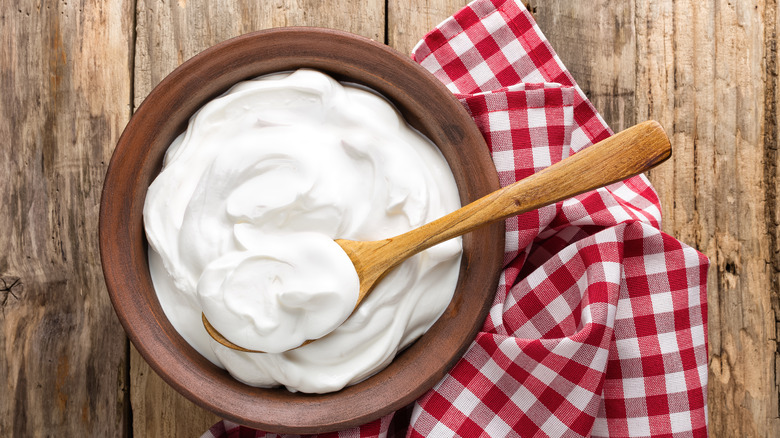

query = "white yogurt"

[144,69,462,393]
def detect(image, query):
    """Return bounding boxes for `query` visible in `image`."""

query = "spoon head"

[335,238,398,304]
[202,313,261,353]
[203,235,414,354]
[202,313,316,353]
[203,239,386,354]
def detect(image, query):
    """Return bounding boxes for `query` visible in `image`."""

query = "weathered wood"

[532,0,780,435]
[134,0,385,107]
[388,0,470,55]
[129,346,217,438]
[525,1,638,134]
[3,0,778,434]
[0,0,133,436]
[131,1,386,436]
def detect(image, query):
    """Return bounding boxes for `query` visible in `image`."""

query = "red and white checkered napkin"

[203,0,709,436]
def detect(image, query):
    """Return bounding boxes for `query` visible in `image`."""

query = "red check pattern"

[203,0,708,436]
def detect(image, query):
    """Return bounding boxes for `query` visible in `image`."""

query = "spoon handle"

[382,120,670,263]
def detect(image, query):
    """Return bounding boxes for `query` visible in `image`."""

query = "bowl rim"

[100,26,504,434]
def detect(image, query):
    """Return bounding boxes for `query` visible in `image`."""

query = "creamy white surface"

[144,69,462,393]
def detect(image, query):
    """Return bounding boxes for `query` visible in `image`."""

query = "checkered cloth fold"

[203,0,708,436]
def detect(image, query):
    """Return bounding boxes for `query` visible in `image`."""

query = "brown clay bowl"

[100,27,504,434]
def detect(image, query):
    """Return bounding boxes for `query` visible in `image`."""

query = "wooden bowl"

[100,27,503,434]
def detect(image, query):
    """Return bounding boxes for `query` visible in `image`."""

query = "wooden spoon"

[204,120,671,353]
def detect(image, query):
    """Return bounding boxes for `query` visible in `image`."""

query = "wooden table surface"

[2,0,778,436]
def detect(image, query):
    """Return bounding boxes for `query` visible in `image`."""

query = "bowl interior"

[100,27,503,434]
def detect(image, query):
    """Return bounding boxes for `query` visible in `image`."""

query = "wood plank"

[631,1,778,435]
[526,1,638,133]
[0,0,134,436]
[533,0,780,435]
[387,0,470,55]
[134,0,386,107]
[131,1,386,436]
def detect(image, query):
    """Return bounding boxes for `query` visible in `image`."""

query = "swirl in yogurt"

[144,69,462,393]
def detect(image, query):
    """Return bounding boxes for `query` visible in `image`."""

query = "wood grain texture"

[134,0,385,107]
[3,0,779,435]
[388,0,470,55]
[0,0,133,436]
[531,0,780,435]
[131,2,385,436]
[129,345,217,438]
